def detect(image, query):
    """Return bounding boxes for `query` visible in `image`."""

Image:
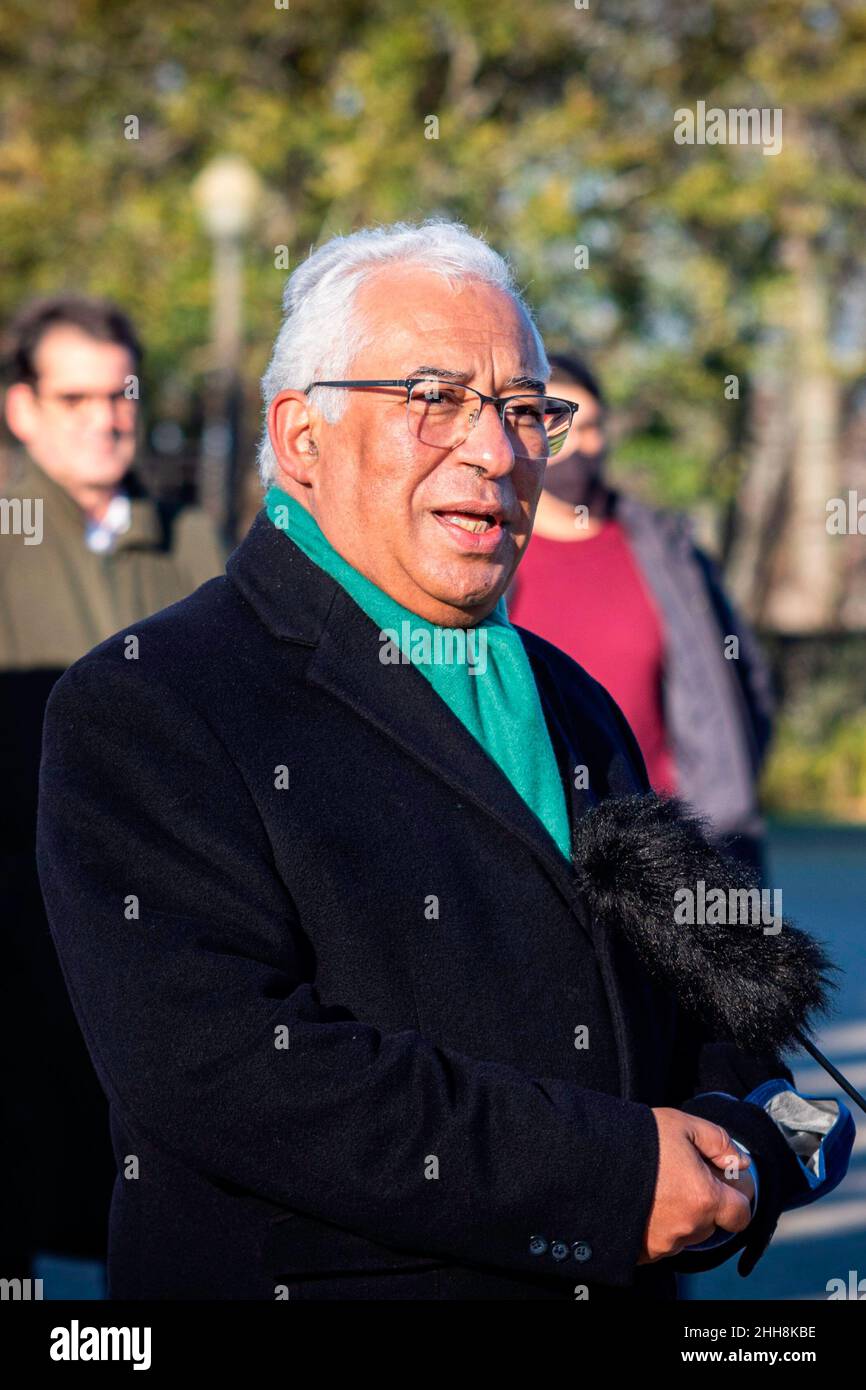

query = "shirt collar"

[85,491,132,553]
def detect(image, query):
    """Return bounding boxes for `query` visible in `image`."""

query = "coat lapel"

[227,512,644,1037]
[310,597,642,1097]
[521,634,644,1100]
[229,514,580,891]
[306,584,580,890]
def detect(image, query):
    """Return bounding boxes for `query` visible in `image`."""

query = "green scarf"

[264,485,572,861]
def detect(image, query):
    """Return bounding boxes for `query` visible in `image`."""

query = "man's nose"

[87,397,131,432]
[82,398,117,431]
[458,399,516,475]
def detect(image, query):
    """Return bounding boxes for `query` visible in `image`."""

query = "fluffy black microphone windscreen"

[572,793,838,1057]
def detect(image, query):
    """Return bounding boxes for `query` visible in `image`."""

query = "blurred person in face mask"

[507,351,775,877]
[0,295,225,1287]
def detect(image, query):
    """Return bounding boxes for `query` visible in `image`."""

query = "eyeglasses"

[35,388,138,421]
[304,378,578,458]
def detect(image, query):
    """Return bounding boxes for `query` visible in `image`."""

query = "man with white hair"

[36,218,824,1301]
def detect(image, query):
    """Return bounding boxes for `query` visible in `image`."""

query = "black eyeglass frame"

[303,378,579,454]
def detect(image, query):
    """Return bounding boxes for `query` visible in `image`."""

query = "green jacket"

[0,451,226,670]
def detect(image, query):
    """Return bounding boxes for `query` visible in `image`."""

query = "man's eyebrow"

[407,364,470,381]
[407,365,546,392]
[505,373,546,392]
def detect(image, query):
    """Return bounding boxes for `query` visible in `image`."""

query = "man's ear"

[268,389,320,486]
[4,382,38,444]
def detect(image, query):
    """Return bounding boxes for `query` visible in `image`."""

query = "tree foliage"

[2,0,865,620]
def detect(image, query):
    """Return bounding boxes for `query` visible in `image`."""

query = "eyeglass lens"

[407,379,570,456]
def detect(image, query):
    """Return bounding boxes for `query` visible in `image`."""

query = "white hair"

[256,216,549,486]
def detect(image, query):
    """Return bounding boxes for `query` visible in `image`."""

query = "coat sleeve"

[36,653,662,1290]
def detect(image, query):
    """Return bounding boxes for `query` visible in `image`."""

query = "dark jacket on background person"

[35,510,810,1301]
[0,448,225,1274]
[609,491,773,873]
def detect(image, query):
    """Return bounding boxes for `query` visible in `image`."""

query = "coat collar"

[228,511,585,887]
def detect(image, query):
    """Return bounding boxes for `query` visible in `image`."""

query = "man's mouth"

[436,511,498,534]
[430,505,510,553]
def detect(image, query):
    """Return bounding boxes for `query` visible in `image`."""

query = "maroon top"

[509,519,678,796]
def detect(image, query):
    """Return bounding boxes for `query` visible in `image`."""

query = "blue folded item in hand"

[681,1080,855,1252]
[742,1077,856,1210]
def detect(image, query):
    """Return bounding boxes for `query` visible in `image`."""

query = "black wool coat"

[36,510,807,1301]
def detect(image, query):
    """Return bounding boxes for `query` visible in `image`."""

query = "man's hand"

[637,1108,755,1264]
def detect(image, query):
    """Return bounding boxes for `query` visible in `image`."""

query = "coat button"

[572,1241,592,1262]
[529,1235,548,1256]
[551,1241,569,1261]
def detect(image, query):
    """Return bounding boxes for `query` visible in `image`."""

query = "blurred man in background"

[0,295,225,1285]
[508,351,774,875]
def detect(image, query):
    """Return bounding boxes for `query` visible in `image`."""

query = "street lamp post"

[193,155,262,546]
